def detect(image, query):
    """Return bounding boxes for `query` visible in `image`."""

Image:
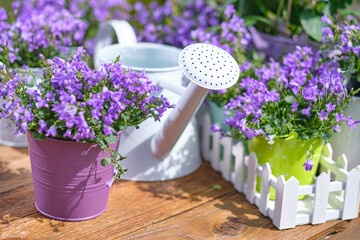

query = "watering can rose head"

[0,1,88,68]
[0,46,172,177]
[212,46,359,170]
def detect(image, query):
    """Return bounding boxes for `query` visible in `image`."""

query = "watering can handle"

[93,20,138,69]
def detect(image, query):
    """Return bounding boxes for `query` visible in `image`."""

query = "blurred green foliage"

[0,0,13,10]
[236,0,357,41]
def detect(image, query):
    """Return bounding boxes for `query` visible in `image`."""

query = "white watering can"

[94,20,239,181]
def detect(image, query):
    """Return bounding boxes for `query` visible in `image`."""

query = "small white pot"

[331,96,360,170]
[0,68,43,147]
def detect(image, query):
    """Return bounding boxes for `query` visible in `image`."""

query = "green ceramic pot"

[248,136,324,200]
[209,101,232,132]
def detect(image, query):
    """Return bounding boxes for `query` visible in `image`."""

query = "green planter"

[248,136,324,200]
[209,101,231,132]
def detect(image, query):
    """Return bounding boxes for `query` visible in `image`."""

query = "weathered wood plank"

[0,157,234,239]
[121,193,357,240]
[1,144,360,239]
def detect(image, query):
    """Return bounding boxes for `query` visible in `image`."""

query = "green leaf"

[212,184,222,190]
[330,0,353,13]
[101,157,112,167]
[105,134,117,144]
[322,132,331,140]
[121,113,130,121]
[339,9,360,18]
[32,131,46,141]
[244,15,274,27]
[98,140,107,149]
[285,132,298,140]
[300,10,327,42]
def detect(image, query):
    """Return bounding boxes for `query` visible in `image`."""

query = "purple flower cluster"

[67,0,220,50]
[215,46,357,143]
[0,47,172,176]
[321,15,360,58]
[0,1,88,68]
[130,0,220,48]
[320,15,360,84]
[191,5,251,57]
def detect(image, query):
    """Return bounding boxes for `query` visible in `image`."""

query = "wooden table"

[1,146,359,240]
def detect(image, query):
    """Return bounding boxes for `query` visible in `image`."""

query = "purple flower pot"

[27,132,120,221]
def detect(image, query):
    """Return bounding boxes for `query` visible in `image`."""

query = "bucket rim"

[99,42,181,73]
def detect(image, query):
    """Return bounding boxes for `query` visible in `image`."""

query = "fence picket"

[232,142,244,192]
[259,163,271,216]
[202,114,211,161]
[312,173,330,224]
[210,129,221,171]
[200,115,360,229]
[356,165,360,213]
[273,176,299,229]
[342,169,360,220]
[336,154,348,181]
[246,153,257,204]
[320,144,332,176]
[220,137,232,181]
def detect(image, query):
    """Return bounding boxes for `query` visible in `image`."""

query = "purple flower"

[326,102,336,112]
[321,15,332,25]
[106,177,115,188]
[333,125,340,132]
[301,106,311,118]
[46,125,57,137]
[103,126,113,137]
[318,110,328,121]
[303,159,314,171]
[224,5,236,18]
[336,113,345,122]
[345,116,358,131]
[38,120,47,134]
[291,102,299,112]
[211,124,221,133]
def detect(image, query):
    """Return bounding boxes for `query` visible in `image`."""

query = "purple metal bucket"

[27,132,120,221]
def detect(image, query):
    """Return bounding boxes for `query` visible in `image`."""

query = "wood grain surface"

[0,145,359,240]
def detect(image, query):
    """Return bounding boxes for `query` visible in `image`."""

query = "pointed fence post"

[335,154,348,200]
[342,169,360,220]
[356,165,360,213]
[220,137,232,181]
[320,144,333,176]
[232,142,245,192]
[202,114,212,161]
[210,128,221,171]
[246,153,257,204]
[336,154,348,181]
[259,163,271,216]
[312,172,330,224]
[273,176,299,230]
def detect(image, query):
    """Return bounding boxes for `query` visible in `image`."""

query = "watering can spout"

[151,43,240,160]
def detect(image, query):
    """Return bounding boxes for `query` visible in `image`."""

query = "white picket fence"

[201,114,360,230]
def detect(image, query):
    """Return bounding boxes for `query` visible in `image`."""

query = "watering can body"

[94,20,202,181]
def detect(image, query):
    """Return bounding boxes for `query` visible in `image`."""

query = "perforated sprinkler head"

[151,43,240,160]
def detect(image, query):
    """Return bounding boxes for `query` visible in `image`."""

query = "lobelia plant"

[320,14,360,83]
[0,47,172,180]
[66,0,133,53]
[213,46,359,170]
[128,0,221,48]
[191,4,263,108]
[65,0,220,51]
[0,1,88,68]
